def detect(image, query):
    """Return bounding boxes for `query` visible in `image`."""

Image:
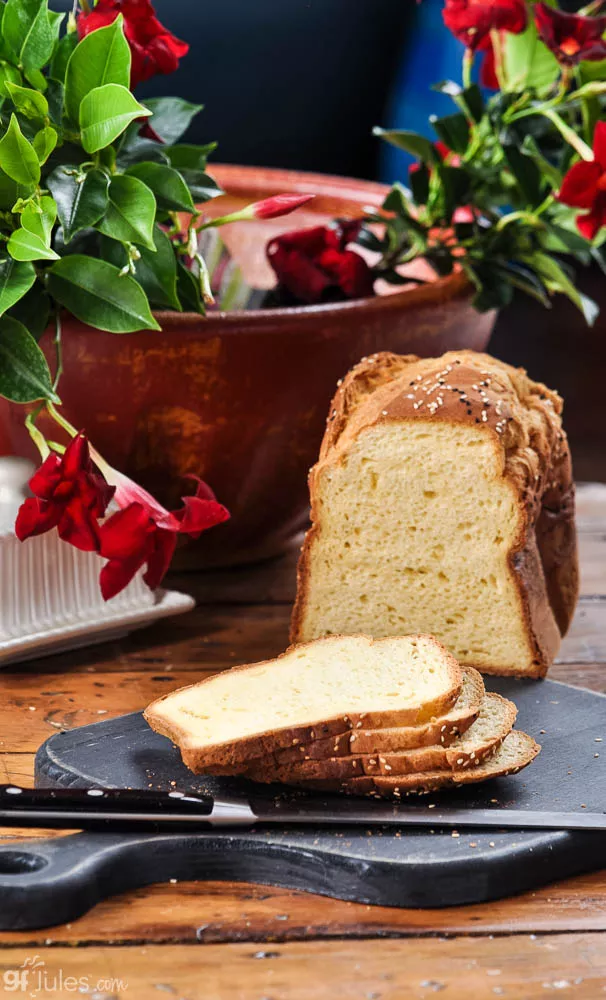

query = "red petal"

[62,434,90,480]
[14,498,60,540]
[176,497,230,537]
[57,503,101,553]
[576,193,606,241]
[558,160,602,209]
[99,503,153,559]
[142,529,177,591]
[593,121,606,171]
[29,453,62,500]
[100,554,147,601]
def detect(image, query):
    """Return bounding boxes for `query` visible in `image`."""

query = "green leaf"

[520,135,562,189]
[502,20,560,95]
[373,127,439,164]
[79,83,151,153]
[4,0,55,72]
[8,227,59,261]
[32,124,57,163]
[47,255,161,333]
[126,161,195,212]
[409,162,430,206]
[102,224,181,310]
[143,97,203,144]
[165,142,217,171]
[431,112,469,154]
[5,80,47,117]
[7,279,50,339]
[0,255,36,316]
[97,174,157,250]
[521,252,599,325]
[0,61,22,98]
[0,314,58,402]
[176,259,204,315]
[0,169,33,210]
[461,84,484,124]
[20,194,56,242]
[47,165,109,244]
[176,169,222,204]
[0,114,40,185]
[501,136,543,205]
[65,15,130,121]
[49,30,77,83]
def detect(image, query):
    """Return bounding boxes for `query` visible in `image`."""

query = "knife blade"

[0,785,604,832]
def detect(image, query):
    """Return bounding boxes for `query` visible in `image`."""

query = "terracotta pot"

[8,165,495,567]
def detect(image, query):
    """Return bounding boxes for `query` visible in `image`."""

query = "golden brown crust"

[240,693,516,783]
[274,731,541,797]
[144,633,462,773]
[291,350,578,677]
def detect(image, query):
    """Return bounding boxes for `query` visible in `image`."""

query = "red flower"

[77,0,189,88]
[535,3,606,66]
[266,222,374,304]
[443,0,527,50]
[251,194,315,220]
[15,434,114,552]
[558,122,606,241]
[97,472,229,600]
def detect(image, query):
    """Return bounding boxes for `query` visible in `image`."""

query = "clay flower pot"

[9,165,495,568]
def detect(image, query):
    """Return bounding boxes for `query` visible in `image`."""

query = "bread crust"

[144,633,462,773]
[278,731,540,797]
[291,350,578,677]
[241,693,516,783]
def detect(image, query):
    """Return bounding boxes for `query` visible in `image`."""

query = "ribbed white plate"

[0,457,195,666]
[0,531,195,666]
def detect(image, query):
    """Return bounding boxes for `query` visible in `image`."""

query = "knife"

[0,784,604,832]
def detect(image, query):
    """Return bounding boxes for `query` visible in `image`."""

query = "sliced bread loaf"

[291,350,578,677]
[267,665,484,764]
[280,731,540,796]
[144,634,462,772]
[242,692,516,782]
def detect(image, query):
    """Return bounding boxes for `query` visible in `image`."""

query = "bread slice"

[278,731,540,796]
[242,692,516,783]
[291,350,578,677]
[144,634,462,772]
[267,665,484,764]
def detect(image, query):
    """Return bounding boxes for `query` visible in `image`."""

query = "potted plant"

[3,0,604,585]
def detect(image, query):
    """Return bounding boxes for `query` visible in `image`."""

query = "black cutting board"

[0,676,604,930]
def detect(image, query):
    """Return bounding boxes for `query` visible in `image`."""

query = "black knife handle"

[0,784,215,817]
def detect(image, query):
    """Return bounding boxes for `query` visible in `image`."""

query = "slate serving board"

[0,676,604,929]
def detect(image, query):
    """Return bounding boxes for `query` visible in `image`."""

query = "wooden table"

[1,483,605,999]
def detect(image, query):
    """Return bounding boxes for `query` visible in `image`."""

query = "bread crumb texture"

[292,350,579,677]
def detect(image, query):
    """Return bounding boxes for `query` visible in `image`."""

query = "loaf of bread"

[144,633,463,773]
[291,350,578,677]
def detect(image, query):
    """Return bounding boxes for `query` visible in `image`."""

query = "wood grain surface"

[0,483,604,999]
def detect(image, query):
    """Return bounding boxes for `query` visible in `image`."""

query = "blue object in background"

[380,0,465,185]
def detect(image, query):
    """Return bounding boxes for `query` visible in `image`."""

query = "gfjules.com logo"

[2,956,128,995]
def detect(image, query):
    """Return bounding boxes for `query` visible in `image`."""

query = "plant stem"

[46,400,78,439]
[52,312,62,393]
[490,30,507,91]
[25,408,50,461]
[543,109,594,161]
[462,49,473,91]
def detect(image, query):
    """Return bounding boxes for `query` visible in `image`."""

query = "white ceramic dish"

[0,457,195,667]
